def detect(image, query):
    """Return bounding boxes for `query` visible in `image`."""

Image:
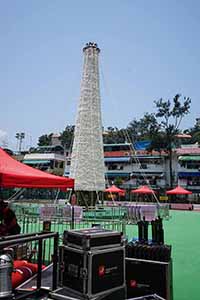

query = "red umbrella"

[105,185,125,194]
[131,185,156,194]
[166,186,192,195]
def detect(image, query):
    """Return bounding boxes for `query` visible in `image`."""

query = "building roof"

[131,172,163,177]
[175,134,192,138]
[23,160,51,165]
[178,172,200,177]
[176,148,200,155]
[104,151,132,157]
[179,156,200,161]
[105,172,130,177]
[136,150,168,156]
[51,133,61,137]
[104,150,167,158]
[38,145,63,149]
[104,143,132,147]
[104,157,131,163]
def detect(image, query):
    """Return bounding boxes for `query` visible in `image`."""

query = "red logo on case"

[98,265,105,276]
[130,279,137,288]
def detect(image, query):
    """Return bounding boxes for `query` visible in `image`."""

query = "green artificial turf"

[126,210,200,300]
[165,211,200,300]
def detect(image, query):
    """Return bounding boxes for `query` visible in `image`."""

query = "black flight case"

[126,257,172,300]
[58,245,126,299]
[63,227,123,250]
[56,227,126,299]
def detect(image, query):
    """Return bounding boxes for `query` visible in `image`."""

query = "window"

[140,164,147,169]
[59,162,64,168]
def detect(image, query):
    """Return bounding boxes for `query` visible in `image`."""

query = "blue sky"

[0,0,200,150]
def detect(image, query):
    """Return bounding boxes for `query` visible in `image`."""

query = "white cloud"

[0,129,8,147]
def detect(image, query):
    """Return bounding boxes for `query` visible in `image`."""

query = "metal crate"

[59,245,125,299]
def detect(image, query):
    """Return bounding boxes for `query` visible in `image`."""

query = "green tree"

[114,177,123,186]
[38,133,53,146]
[153,94,191,188]
[127,113,160,142]
[190,131,200,144]
[184,121,200,144]
[59,125,75,150]
[103,127,125,144]
[126,119,141,141]
[148,132,168,154]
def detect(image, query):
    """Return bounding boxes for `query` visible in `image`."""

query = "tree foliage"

[184,121,200,144]
[59,125,75,149]
[103,127,125,144]
[38,133,53,146]
[150,94,191,151]
[152,94,191,187]
[127,113,160,142]
[154,94,191,137]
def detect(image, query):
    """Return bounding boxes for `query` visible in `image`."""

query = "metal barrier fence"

[13,203,169,266]
[17,215,126,235]
[15,214,126,265]
[12,203,170,222]
[12,203,128,219]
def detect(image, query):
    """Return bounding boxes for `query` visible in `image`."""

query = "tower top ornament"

[83,42,100,53]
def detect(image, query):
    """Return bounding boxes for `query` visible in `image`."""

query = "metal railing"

[16,214,126,236]
[0,232,59,293]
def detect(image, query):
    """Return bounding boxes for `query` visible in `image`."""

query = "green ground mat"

[165,211,200,300]
[126,210,200,300]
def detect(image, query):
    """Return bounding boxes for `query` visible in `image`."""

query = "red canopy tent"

[166,186,192,195]
[131,185,156,194]
[0,148,74,189]
[105,185,125,194]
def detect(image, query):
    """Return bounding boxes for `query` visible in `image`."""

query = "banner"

[40,206,57,220]
[62,205,83,221]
